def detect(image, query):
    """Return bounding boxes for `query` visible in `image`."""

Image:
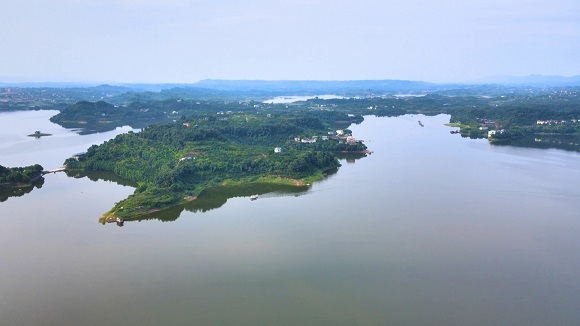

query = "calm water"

[1,111,579,325]
[263,95,345,104]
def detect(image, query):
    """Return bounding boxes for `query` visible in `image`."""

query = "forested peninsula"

[64,111,367,221]
[0,164,44,202]
[0,164,44,187]
[3,79,570,219]
[49,86,580,144]
[58,86,580,221]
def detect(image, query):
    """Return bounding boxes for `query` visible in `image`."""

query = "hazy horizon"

[2,0,579,84]
[2,74,580,88]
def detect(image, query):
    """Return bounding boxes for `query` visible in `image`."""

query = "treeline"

[449,106,580,127]
[51,88,580,144]
[310,93,580,137]
[65,111,367,217]
[50,101,165,124]
[0,164,44,185]
[44,86,580,217]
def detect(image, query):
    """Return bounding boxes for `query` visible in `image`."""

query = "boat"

[250,194,258,200]
[418,121,424,127]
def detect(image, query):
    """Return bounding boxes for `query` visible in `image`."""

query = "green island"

[4,80,580,219]
[47,83,580,145]
[0,164,44,202]
[27,131,52,138]
[63,110,367,222]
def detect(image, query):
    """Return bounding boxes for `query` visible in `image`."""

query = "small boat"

[418,121,424,127]
[250,194,258,201]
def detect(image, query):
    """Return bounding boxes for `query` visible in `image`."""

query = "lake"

[263,95,346,104]
[1,111,579,325]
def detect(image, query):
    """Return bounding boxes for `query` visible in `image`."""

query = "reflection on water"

[335,152,367,163]
[0,178,44,203]
[496,134,580,152]
[132,183,311,223]
[57,120,154,135]
[66,155,354,224]
[64,170,138,188]
[85,160,350,224]
[0,110,139,169]
[3,111,580,325]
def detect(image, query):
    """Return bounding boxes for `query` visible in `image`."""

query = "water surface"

[1,111,579,325]
[263,95,345,104]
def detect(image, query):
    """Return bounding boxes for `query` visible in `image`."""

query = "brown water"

[1,111,579,325]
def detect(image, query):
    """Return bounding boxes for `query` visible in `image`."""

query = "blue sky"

[1,0,579,83]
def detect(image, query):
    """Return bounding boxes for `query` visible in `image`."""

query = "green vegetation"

[42,82,580,142]
[0,164,44,186]
[0,179,45,203]
[0,164,45,202]
[304,90,580,142]
[4,81,580,218]
[64,111,367,220]
[49,100,166,133]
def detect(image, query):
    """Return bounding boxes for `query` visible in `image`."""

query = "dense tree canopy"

[54,85,580,218]
[0,164,44,184]
[65,110,367,219]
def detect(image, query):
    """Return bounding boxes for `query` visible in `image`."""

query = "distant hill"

[117,83,195,92]
[3,77,579,98]
[0,81,101,88]
[478,75,580,87]
[191,79,438,94]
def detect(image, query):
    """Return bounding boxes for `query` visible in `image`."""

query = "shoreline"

[337,150,373,155]
[0,182,35,190]
[97,176,320,223]
[0,175,44,190]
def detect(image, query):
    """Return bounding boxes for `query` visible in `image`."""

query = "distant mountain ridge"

[191,79,435,93]
[476,75,580,86]
[0,81,101,88]
[2,75,579,93]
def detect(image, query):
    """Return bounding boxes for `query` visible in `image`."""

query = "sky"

[1,0,579,83]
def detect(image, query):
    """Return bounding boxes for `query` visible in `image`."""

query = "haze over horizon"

[1,0,579,84]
